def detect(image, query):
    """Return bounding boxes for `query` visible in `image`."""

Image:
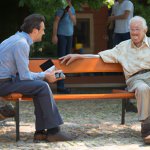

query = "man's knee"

[34,80,52,95]
[136,84,150,93]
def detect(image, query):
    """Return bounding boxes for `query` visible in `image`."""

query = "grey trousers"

[127,72,150,121]
[0,78,63,131]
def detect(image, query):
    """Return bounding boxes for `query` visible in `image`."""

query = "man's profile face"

[130,21,147,47]
[36,22,45,42]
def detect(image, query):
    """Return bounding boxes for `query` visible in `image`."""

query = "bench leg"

[15,100,20,141]
[121,99,127,125]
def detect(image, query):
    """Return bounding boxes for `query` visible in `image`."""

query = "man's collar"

[131,35,150,49]
[144,36,150,47]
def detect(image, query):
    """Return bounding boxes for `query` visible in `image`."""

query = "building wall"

[76,6,109,54]
[0,0,29,42]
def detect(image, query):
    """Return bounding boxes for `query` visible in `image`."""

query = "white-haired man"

[60,16,150,144]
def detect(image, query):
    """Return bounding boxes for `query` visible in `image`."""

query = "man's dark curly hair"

[20,14,45,34]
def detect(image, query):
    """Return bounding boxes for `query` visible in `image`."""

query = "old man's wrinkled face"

[130,21,147,47]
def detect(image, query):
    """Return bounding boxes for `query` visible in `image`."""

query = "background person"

[108,0,134,46]
[52,0,76,94]
[60,16,150,144]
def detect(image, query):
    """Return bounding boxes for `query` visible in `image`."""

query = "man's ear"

[144,28,148,34]
[32,28,39,34]
[145,28,148,34]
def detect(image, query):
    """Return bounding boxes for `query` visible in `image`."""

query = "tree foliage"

[18,0,114,20]
[18,0,150,57]
[18,0,114,57]
[132,0,150,35]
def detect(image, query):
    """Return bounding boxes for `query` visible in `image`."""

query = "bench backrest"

[29,58,123,73]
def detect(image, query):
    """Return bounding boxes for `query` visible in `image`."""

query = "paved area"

[0,99,150,150]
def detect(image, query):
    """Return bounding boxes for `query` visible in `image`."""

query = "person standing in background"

[52,0,76,94]
[108,0,134,46]
[108,0,136,112]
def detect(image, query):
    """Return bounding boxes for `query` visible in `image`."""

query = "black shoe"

[57,88,71,94]
[126,101,137,113]
[0,104,16,120]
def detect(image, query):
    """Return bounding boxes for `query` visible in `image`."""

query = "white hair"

[129,16,148,30]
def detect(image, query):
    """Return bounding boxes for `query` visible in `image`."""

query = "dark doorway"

[0,0,29,42]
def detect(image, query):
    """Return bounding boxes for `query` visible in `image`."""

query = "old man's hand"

[59,54,82,65]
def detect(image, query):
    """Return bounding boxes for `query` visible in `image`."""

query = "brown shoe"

[33,131,47,143]
[0,104,16,120]
[46,131,72,142]
[143,135,150,144]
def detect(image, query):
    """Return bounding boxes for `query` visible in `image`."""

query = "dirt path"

[0,100,149,150]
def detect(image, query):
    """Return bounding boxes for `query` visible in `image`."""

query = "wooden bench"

[0,58,135,141]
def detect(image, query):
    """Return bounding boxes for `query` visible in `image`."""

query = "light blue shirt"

[56,6,75,36]
[0,32,45,80]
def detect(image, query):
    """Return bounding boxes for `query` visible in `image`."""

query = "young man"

[60,16,150,144]
[52,0,76,94]
[0,14,70,142]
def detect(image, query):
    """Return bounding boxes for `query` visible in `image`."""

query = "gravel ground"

[0,88,150,150]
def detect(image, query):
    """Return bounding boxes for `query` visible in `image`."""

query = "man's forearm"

[52,20,59,36]
[68,12,76,25]
[81,54,100,58]
[112,11,130,20]
[52,23,58,36]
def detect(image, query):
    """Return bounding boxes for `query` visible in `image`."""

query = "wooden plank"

[22,93,135,101]
[2,93,22,100]
[29,58,123,73]
[53,93,135,100]
[64,83,126,88]
[64,75,125,84]
[52,58,123,73]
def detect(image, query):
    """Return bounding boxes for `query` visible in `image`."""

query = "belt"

[0,78,12,82]
[131,69,150,77]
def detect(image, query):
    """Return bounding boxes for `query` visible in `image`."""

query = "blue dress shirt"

[0,32,45,80]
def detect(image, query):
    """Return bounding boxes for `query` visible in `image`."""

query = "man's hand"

[59,54,82,65]
[45,70,64,83]
[108,16,115,23]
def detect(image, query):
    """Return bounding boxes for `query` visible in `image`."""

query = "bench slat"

[54,93,135,100]
[21,93,134,101]
[53,58,123,73]
[29,58,123,73]
[1,93,22,100]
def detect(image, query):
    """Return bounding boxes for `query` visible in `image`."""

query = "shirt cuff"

[39,72,46,80]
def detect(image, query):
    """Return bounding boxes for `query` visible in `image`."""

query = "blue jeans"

[113,32,130,46]
[0,78,63,130]
[57,35,73,90]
